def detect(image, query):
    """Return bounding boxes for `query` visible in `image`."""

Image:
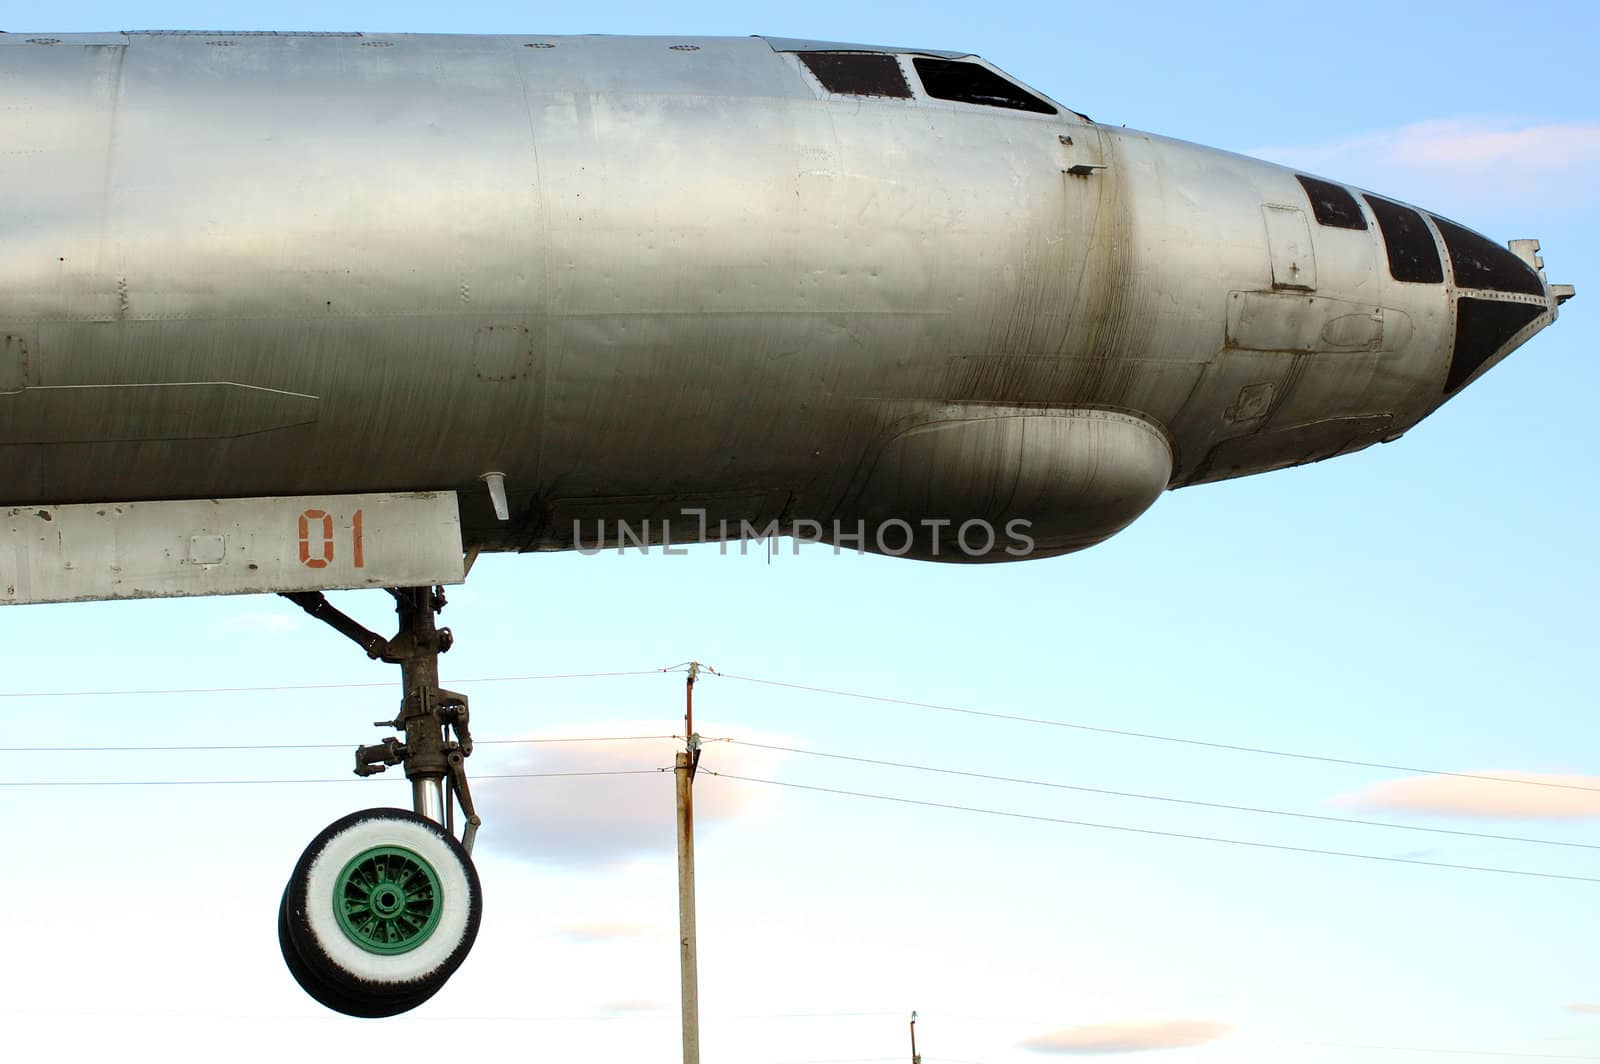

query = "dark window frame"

[1363,194,1444,284]
[1295,175,1368,231]
[1431,215,1544,296]
[798,52,913,99]
[1447,297,1545,394]
[911,57,1057,115]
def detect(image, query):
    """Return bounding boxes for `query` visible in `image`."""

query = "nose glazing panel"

[1363,194,1444,283]
[1447,298,1547,395]
[1431,216,1545,296]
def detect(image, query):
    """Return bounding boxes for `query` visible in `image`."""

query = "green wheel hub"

[332,845,443,955]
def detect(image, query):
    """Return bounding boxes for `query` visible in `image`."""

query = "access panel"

[1262,205,1317,291]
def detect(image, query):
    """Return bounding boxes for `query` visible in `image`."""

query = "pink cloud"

[1335,772,1600,820]
[1019,1019,1231,1054]
[1565,1003,1600,1014]
[1249,117,1600,212]
[1389,119,1600,170]
[473,721,792,866]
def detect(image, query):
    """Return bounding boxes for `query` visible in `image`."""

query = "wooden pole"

[676,662,703,1064]
[675,751,700,1064]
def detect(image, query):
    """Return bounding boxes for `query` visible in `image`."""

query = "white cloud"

[1250,117,1600,213]
[473,722,792,867]
[1388,120,1600,170]
[1019,1019,1231,1055]
[1335,772,1600,820]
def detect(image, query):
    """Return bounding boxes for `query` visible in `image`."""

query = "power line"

[0,768,667,788]
[721,739,1600,852]
[0,734,677,753]
[700,769,1600,885]
[0,668,671,699]
[713,672,1600,795]
[7,663,1592,800]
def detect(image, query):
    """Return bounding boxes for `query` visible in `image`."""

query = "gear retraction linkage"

[281,586,481,854]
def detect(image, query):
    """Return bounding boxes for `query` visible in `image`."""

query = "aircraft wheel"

[281,808,481,1015]
[278,884,439,1017]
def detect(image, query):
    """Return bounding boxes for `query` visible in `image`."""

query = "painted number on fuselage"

[297,508,365,569]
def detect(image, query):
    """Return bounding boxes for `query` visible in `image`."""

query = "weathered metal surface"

[1195,415,1396,483]
[1226,292,1411,355]
[1262,205,1317,291]
[0,331,29,393]
[0,382,319,444]
[833,408,1172,561]
[0,491,463,604]
[0,32,1572,576]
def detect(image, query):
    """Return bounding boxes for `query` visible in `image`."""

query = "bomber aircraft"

[0,30,1574,1016]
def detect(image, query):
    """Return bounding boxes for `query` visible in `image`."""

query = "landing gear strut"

[275,586,483,1017]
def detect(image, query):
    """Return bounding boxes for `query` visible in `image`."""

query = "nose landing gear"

[277,586,483,1017]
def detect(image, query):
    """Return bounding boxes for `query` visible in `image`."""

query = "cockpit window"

[912,57,1057,114]
[1363,194,1444,284]
[1295,175,1367,230]
[799,52,912,98]
[1431,215,1544,296]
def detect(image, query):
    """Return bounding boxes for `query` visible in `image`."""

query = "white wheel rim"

[301,814,472,985]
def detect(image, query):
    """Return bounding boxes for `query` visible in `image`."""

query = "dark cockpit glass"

[1431,215,1544,296]
[1363,194,1444,284]
[912,57,1056,114]
[1295,175,1367,230]
[1447,298,1546,394]
[799,52,913,98]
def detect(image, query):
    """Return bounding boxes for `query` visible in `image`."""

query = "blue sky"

[3,2,1597,1062]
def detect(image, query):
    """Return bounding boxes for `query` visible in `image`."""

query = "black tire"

[277,884,439,1018]
[283,808,481,1013]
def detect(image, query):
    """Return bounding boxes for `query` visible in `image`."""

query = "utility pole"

[909,1010,920,1064]
[676,662,705,1064]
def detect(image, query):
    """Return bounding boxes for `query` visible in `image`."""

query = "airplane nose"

[1425,214,1574,397]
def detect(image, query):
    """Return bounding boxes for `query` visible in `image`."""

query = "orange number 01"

[298,509,365,569]
[298,509,334,568]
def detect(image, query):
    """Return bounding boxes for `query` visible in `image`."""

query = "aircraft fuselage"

[0,32,1568,562]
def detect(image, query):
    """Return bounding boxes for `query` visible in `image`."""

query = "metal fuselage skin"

[0,33,1567,562]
